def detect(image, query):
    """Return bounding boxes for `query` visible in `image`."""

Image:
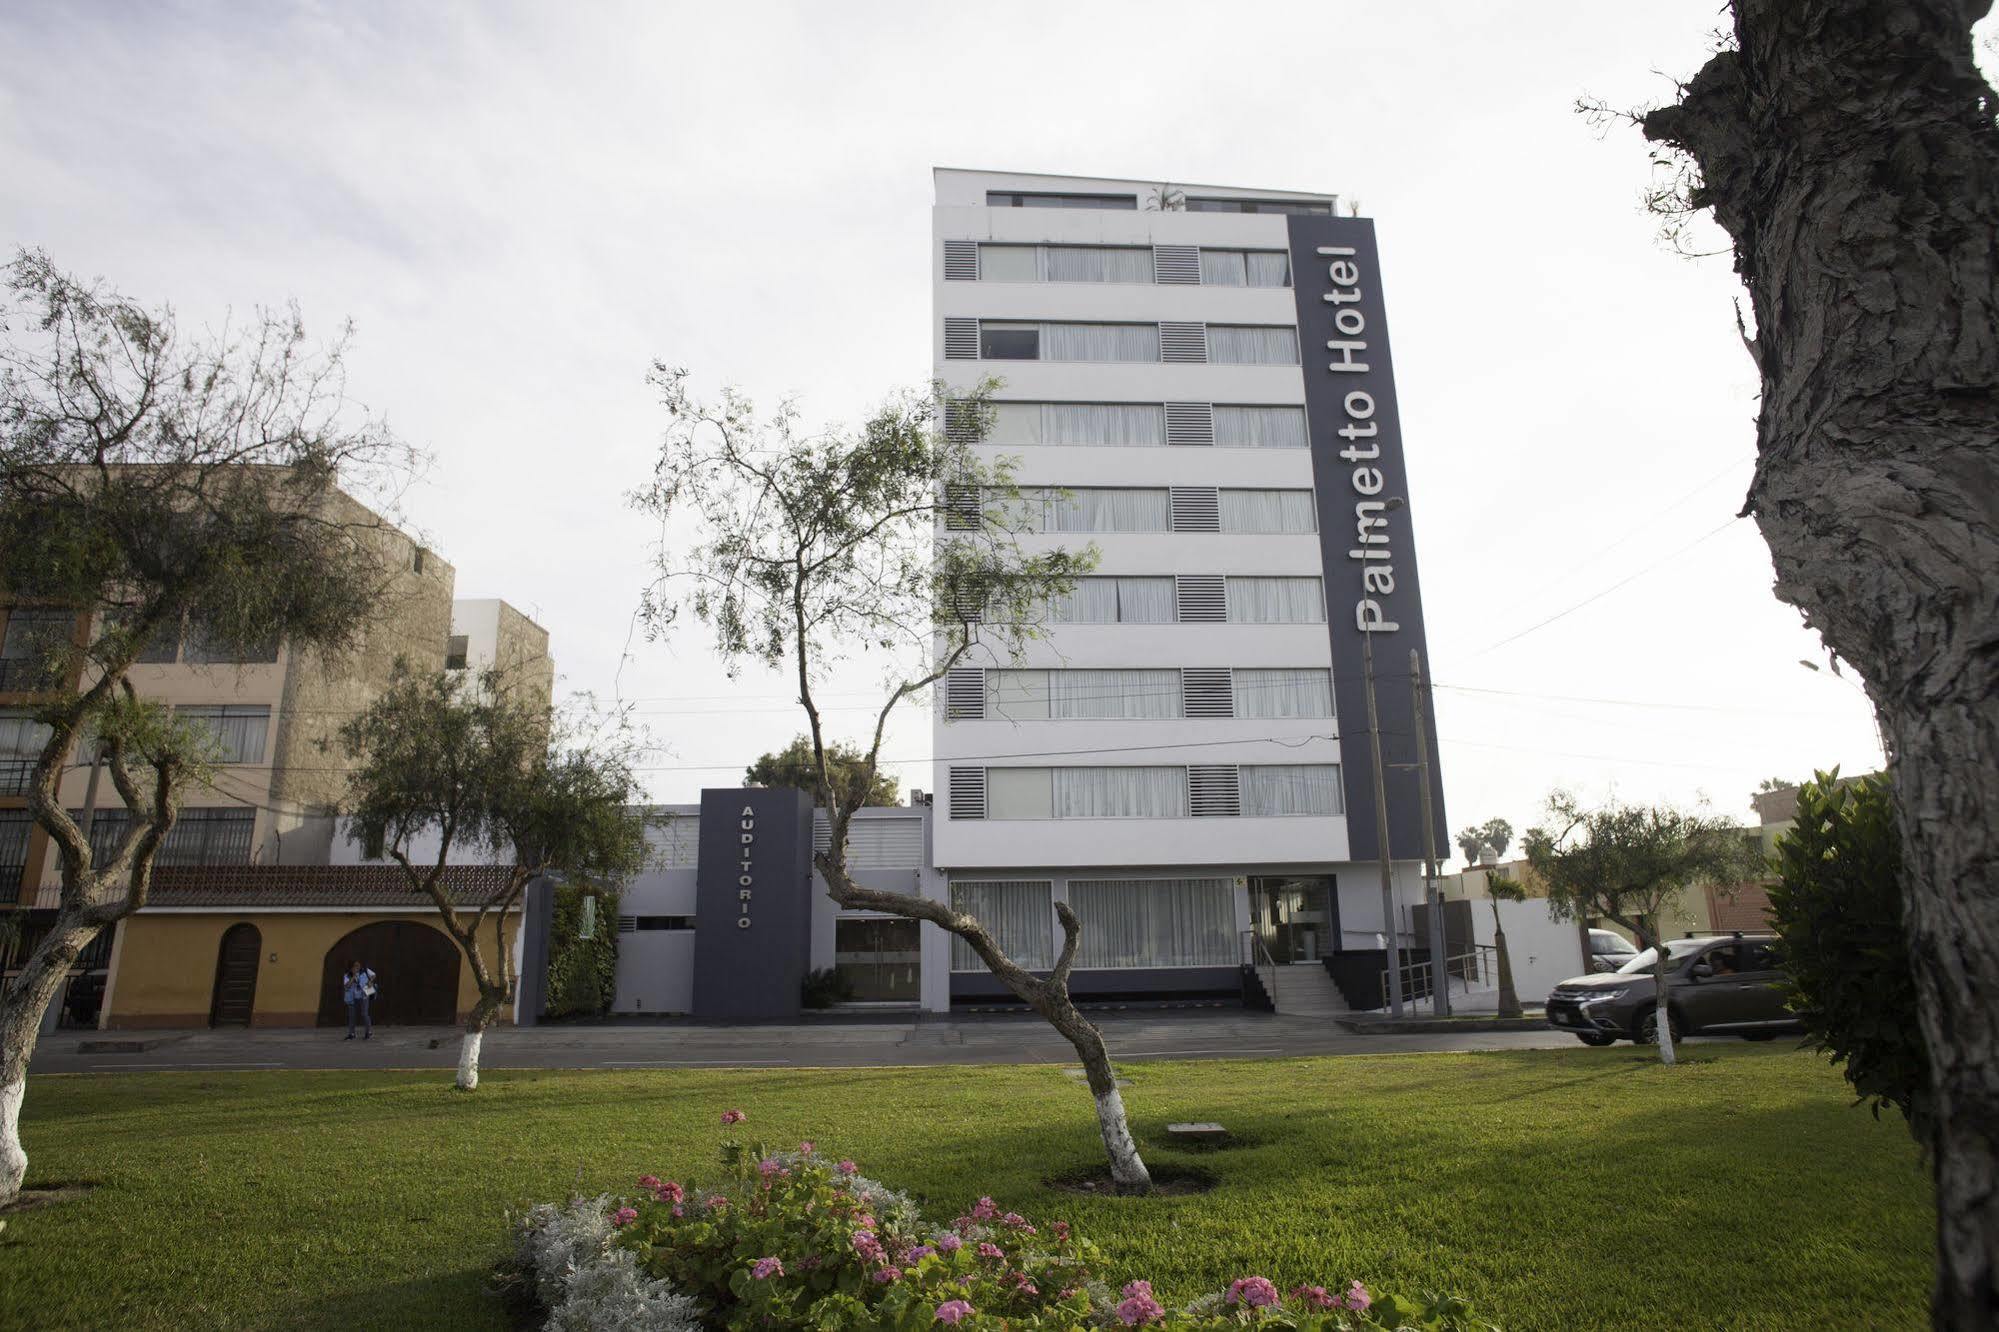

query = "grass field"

[1,1045,1932,1330]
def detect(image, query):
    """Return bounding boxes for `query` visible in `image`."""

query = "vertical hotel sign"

[1285,215,1446,862]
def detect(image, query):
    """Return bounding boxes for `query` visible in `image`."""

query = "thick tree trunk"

[1644,3,1998,1321]
[456,993,501,1092]
[1490,902,1522,1020]
[1651,952,1676,1068]
[0,915,98,1206]
[1038,987,1151,1192]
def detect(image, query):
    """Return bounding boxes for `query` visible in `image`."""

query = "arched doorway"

[209,922,262,1027]
[317,920,461,1027]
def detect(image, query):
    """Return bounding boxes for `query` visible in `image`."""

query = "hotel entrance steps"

[1271,962,1351,1018]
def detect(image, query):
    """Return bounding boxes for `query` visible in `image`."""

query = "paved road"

[30,1012,1603,1076]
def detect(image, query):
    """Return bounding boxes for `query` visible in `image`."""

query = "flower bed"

[506,1107,1495,1329]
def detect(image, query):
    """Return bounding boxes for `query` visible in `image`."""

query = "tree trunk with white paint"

[1652,951,1677,1068]
[0,914,102,1207]
[1642,4,1998,1319]
[455,995,500,1092]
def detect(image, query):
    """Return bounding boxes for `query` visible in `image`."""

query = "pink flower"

[1116,1279,1165,1326]
[1345,1280,1372,1312]
[902,1245,937,1264]
[971,1197,998,1221]
[838,1160,858,1175]
[1004,1270,1038,1296]
[757,1158,788,1179]
[670,1204,683,1218]
[1227,1277,1280,1309]
[1291,1285,1335,1311]
[612,1207,639,1227]
[751,1256,784,1280]
[798,1140,815,1155]
[934,1300,974,1325]
[704,1194,729,1211]
[1052,1220,1070,1241]
[977,1241,1005,1261]
[637,1174,661,1189]
[872,1266,903,1284]
[852,1230,886,1263]
[654,1180,685,1204]
[935,1233,964,1254]
[720,1109,746,1125]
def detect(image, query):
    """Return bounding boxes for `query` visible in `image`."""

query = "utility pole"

[1410,651,1446,1017]
[1363,627,1403,1017]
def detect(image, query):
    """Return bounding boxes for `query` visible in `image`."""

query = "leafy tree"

[747,734,899,808]
[1766,770,1929,1141]
[1625,3,1997,1317]
[1524,792,1761,1066]
[629,374,1158,1189]
[0,250,409,1206]
[341,665,650,1089]
[1485,872,1528,1021]
[1453,817,1513,867]
[1756,777,1798,795]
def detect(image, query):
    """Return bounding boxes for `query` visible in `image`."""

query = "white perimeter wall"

[1466,897,1589,1004]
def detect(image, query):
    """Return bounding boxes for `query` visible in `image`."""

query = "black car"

[1545,934,1802,1046]
[1586,928,1639,974]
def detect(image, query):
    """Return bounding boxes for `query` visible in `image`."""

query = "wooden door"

[209,923,262,1027]
[317,920,461,1027]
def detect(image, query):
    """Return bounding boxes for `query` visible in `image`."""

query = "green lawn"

[2,1045,1931,1330]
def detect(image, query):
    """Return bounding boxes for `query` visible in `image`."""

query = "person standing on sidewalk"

[342,959,376,1040]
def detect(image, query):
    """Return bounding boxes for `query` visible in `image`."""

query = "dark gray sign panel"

[1285,215,1447,862]
[691,786,814,1019]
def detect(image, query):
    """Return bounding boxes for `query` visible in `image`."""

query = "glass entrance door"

[834,919,921,1002]
[1250,876,1336,962]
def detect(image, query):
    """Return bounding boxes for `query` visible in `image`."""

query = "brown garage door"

[317,920,462,1027]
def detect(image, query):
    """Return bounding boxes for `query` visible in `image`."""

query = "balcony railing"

[0,758,35,797]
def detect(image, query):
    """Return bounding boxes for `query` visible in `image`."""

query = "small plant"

[800,966,854,1010]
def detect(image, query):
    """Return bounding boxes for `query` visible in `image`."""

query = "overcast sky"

[10,2,1978,861]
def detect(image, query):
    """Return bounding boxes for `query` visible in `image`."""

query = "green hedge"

[545,881,621,1019]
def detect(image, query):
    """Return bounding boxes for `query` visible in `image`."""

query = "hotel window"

[80,806,256,866]
[980,245,1154,283]
[1239,764,1344,816]
[1206,325,1300,365]
[0,809,31,887]
[988,402,1165,447]
[1183,197,1331,215]
[1068,877,1237,967]
[1224,577,1327,623]
[1212,406,1307,448]
[0,710,53,796]
[175,705,270,765]
[986,191,1137,210]
[950,880,1054,970]
[1219,490,1317,533]
[1011,488,1171,533]
[1044,577,1175,624]
[1199,249,1292,288]
[1233,669,1335,719]
[978,322,1160,363]
[986,669,1182,722]
[984,766,1188,819]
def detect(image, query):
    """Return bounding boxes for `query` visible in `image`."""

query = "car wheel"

[1636,1009,1682,1045]
[1576,1033,1616,1047]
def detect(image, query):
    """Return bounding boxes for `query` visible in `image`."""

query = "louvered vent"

[947,767,987,820]
[1188,765,1241,817]
[1181,668,1234,718]
[1169,487,1221,532]
[942,399,981,443]
[617,915,638,934]
[945,667,986,720]
[1153,245,1200,284]
[943,573,988,624]
[1164,402,1214,446]
[944,240,980,281]
[943,483,981,531]
[813,813,834,853]
[944,317,980,360]
[1175,575,1226,622]
[1160,322,1208,363]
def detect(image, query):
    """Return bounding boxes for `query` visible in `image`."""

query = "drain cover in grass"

[1166,1122,1228,1143]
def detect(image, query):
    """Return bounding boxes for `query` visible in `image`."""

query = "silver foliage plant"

[512,1194,702,1332]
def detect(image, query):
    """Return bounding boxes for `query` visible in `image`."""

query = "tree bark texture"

[1490,901,1523,1020]
[1644,4,1997,1321]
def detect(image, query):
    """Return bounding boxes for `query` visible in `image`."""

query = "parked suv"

[1545,934,1801,1046]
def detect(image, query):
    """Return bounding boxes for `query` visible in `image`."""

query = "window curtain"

[1044,577,1173,624]
[1219,490,1317,533]
[1050,669,1181,720]
[1115,577,1176,623]
[1042,488,1171,532]
[987,402,1043,444]
[1246,252,1292,287]
[978,245,1039,281]
[1213,406,1307,448]
[1069,878,1237,967]
[1199,249,1248,286]
[1044,246,1154,283]
[1040,323,1160,362]
[986,767,1054,819]
[176,705,270,764]
[1206,325,1300,365]
[950,880,1054,970]
[1225,576,1326,623]
[1233,669,1334,718]
[0,711,52,756]
[1040,403,1163,446]
[1239,764,1344,816]
[1052,767,1187,819]
[987,670,1050,720]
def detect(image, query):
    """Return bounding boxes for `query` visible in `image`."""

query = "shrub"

[1765,769,1931,1143]
[506,1110,1496,1330]
[801,966,854,1010]
[511,1193,703,1331]
[546,882,620,1019]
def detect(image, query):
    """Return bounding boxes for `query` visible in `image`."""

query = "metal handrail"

[1240,930,1280,1012]
[1379,943,1500,1014]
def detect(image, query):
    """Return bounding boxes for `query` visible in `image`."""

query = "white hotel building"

[928,168,1446,1011]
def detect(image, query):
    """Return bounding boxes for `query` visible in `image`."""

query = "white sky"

[9,1,1971,863]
